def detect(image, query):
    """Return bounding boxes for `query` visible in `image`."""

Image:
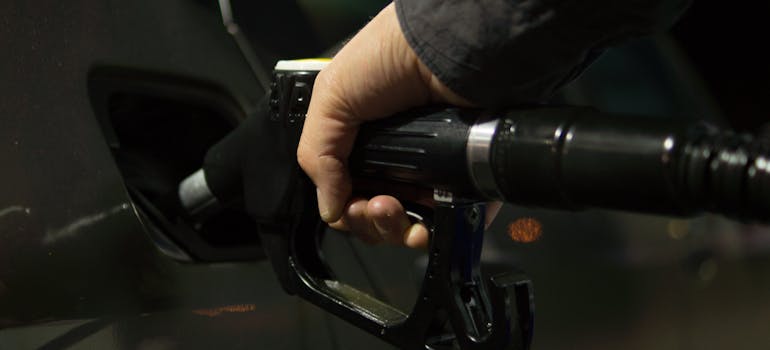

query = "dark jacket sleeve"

[395,0,690,106]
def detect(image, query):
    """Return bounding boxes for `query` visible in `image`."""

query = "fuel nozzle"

[171,58,770,350]
[178,60,770,226]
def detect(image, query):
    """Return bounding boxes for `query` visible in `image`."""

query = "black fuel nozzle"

[349,107,770,223]
[180,86,770,225]
[173,59,769,350]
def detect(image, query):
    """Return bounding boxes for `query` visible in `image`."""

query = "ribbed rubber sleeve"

[679,125,770,222]
[349,107,479,198]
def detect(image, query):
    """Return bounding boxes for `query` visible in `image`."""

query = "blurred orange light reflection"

[507,217,543,243]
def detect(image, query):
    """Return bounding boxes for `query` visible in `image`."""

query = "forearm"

[395,0,691,106]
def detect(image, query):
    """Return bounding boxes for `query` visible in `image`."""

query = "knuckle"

[317,154,347,174]
[315,68,337,91]
[296,144,313,173]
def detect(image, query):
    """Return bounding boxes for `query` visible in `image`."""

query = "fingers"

[351,178,434,208]
[297,72,358,223]
[333,195,430,249]
[367,195,429,248]
[335,198,382,244]
[367,196,413,245]
[338,197,498,249]
[297,3,431,224]
[295,2,477,250]
[297,140,353,223]
[402,223,430,249]
[312,154,352,223]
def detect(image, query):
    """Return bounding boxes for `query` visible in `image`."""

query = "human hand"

[297,2,498,248]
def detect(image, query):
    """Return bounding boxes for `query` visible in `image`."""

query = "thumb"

[311,154,352,223]
[296,71,359,223]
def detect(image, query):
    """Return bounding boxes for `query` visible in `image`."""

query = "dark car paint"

[0,0,268,322]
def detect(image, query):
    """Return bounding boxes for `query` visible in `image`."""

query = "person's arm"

[297,0,690,248]
[397,0,690,106]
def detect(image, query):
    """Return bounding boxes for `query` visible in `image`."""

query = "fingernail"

[317,188,332,222]
[404,223,428,249]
